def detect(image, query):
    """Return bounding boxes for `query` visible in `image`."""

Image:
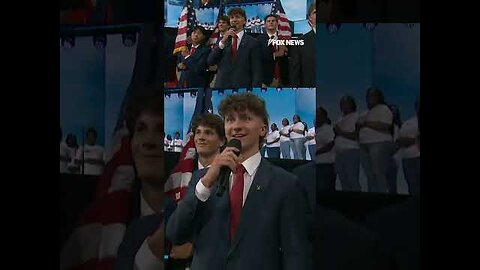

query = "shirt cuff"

[195,178,212,202]
[134,238,164,270]
[218,40,225,49]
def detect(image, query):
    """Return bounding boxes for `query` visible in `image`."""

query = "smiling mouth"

[232,134,246,138]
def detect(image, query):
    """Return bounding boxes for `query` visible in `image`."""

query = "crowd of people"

[316,87,420,194]
[261,115,315,160]
[172,3,316,89]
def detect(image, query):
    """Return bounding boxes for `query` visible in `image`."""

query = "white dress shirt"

[195,151,262,206]
[219,30,245,50]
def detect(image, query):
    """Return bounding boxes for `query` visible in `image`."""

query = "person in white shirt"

[387,105,402,194]
[396,99,420,195]
[60,128,69,173]
[290,114,307,160]
[164,134,172,152]
[315,107,336,191]
[305,122,316,160]
[333,96,361,191]
[64,133,79,174]
[279,118,292,159]
[173,132,183,152]
[74,128,106,176]
[266,123,281,158]
[357,87,395,193]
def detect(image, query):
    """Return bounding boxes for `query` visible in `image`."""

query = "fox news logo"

[267,39,305,46]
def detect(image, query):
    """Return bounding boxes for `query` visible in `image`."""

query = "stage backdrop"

[60,33,137,148]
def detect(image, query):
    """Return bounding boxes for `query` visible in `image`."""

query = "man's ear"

[260,124,267,136]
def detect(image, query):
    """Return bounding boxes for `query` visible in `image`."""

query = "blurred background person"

[334,96,361,191]
[65,133,80,174]
[279,118,292,159]
[387,104,402,194]
[290,114,307,159]
[305,120,316,160]
[165,134,173,151]
[357,87,394,193]
[266,123,281,158]
[396,98,420,195]
[74,127,106,176]
[192,113,226,169]
[177,26,211,88]
[315,107,336,191]
[173,131,183,153]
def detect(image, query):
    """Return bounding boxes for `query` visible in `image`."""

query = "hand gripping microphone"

[216,139,242,197]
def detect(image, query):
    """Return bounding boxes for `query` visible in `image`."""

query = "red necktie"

[272,44,281,80]
[231,34,238,59]
[190,46,196,56]
[229,164,245,240]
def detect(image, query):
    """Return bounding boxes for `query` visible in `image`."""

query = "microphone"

[216,139,242,197]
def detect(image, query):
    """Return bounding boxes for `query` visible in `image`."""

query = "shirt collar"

[241,151,261,176]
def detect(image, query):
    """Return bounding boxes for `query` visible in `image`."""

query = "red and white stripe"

[164,134,196,202]
[173,7,189,55]
[61,137,135,270]
[276,11,292,40]
[207,24,220,48]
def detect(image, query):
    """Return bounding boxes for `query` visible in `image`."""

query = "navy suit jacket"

[256,33,290,85]
[177,44,211,88]
[289,30,315,87]
[207,33,263,88]
[166,158,311,270]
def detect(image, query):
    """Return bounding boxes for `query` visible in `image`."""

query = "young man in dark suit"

[177,26,211,88]
[207,8,263,88]
[290,2,316,87]
[166,92,311,270]
[256,14,290,87]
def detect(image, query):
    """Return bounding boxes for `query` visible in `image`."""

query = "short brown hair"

[218,15,230,24]
[227,7,246,20]
[125,87,164,137]
[218,92,269,149]
[308,1,316,16]
[192,113,226,141]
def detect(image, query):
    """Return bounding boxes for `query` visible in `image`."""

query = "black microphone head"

[226,139,242,155]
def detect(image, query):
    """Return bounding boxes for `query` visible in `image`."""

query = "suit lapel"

[236,34,248,59]
[227,158,272,257]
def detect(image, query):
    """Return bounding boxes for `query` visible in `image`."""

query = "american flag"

[173,0,199,55]
[164,88,214,202]
[207,4,225,48]
[271,0,292,40]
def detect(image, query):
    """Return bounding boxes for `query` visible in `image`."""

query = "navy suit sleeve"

[289,45,301,86]
[280,176,312,270]
[250,38,263,87]
[183,47,210,76]
[166,171,203,245]
[207,45,224,66]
